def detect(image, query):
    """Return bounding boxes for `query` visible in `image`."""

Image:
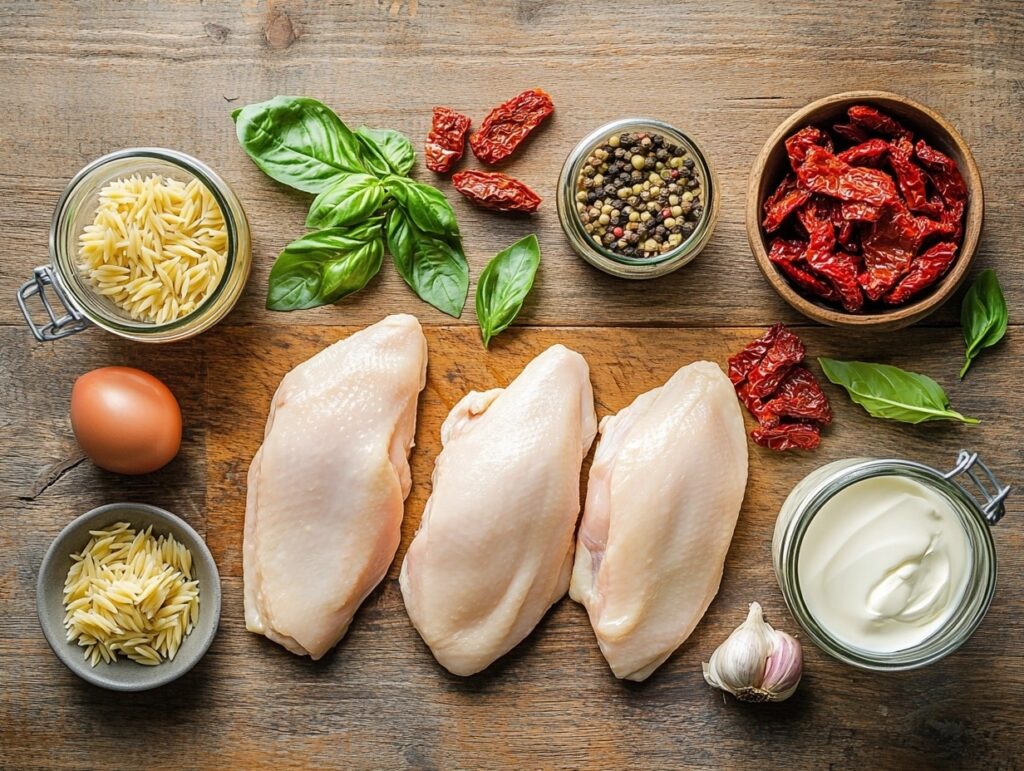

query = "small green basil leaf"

[233,96,368,194]
[475,234,541,348]
[960,269,1008,378]
[306,174,386,229]
[818,358,978,425]
[384,176,460,239]
[267,225,383,311]
[386,208,468,317]
[356,127,416,177]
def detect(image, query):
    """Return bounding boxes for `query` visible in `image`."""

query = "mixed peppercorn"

[762,104,967,311]
[728,324,832,452]
[574,132,703,259]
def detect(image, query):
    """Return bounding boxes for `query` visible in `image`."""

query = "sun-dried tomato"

[425,107,472,174]
[751,422,821,451]
[858,203,921,300]
[797,146,899,208]
[785,126,833,171]
[762,173,811,232]
[887,137,930,212]
[798,203,864,312]
[763,366,833,425]
[746,325,806,399]
[882,241,958,305]
[469,88,554,165]
[837,138,890,166]
[768,238,838,302]
[914,139,967,205]
[840,200,882,222]
[451,170,542,213]
[727,324,782,385]
[848,105,912,141]
[832,122,869,144]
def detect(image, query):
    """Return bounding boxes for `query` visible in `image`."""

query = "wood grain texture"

[1,1,1023,769]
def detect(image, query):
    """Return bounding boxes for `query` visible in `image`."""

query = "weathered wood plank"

[2,324,1021,769]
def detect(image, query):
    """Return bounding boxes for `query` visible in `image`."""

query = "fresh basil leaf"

[960,269,1008,378]
[356,127,416,177]
[306,174,386,229]
[386,208,468,317]
[267,225,383,311]
[475,234,541,348]
[233,96,368,193]
[818,358,978,425]
[384,176,460,239]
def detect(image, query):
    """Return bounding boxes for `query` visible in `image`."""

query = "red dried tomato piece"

[840,200,882,222]
[833,122,869,144]
[763,366,833,426]
[425,107,472,174]
[751,422,821,451]
[451,170,542,213]
[882,241,958,305]
[727,324,782,386]
[887,137,930,212]
[797,146,899,208]
[785,126,833,171]
[469,88,554,164]
[768,238,839,302]
[762,173,812,232]
[837,138,890,166]
[736,381,775,425]
[858,203,921,300]
[746,325,806,399]
[914,140,967,205]
[797,203,864,313]
[847,105,912,141]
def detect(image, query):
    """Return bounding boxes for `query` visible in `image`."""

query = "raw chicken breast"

[244,314,427,659]
[400,345,597,676]
[570,361,748,681]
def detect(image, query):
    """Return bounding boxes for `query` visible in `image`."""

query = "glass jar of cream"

[773,451,1009,671]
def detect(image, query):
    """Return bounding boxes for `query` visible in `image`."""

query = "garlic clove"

[702,602,803,703]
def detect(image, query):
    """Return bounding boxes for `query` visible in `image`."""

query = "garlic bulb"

[702,602,802,703]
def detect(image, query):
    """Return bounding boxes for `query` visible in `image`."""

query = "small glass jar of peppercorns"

[556,119,718,279]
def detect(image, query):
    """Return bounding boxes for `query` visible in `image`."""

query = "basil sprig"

[233,96,467,315]
[818,358,978,425]
[475,234,541,348]
[960,270,1008,378]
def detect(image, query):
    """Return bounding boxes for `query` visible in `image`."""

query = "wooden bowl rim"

[746,90,984,329]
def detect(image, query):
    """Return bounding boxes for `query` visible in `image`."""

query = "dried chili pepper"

[796,146,898,208]
[425,107,472,174]
[785,126,832,171]
[746,325,806,399]
[469,88,554,164]
[751,422,821,451]
[914,139,967,205]
[848,105,912,141]
[762,367,833,425]
[837,138,890,166]
[762,173,811,232]
[882,241,958,305]
[832,122,869,144]
[451,170,542,213]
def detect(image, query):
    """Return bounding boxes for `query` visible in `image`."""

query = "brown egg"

[70,367,182,475]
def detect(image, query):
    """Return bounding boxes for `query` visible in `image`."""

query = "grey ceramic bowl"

[37,502,221,691]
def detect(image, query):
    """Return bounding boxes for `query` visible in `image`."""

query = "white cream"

[798,475,971,653]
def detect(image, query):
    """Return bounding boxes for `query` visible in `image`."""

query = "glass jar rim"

[777,458,997,671]
[556,117,718,271]
[50,147,240,336]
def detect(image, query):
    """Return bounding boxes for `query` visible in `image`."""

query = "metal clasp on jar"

[16,265,89,341]
[944,450,1011,524]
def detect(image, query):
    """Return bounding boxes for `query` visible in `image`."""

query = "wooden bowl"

[746,91,983,330]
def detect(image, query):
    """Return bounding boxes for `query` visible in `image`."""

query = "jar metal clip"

[16,265,89,341]
[944,450,1010,525]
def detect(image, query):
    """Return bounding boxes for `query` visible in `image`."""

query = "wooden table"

[2,2,1022,768]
